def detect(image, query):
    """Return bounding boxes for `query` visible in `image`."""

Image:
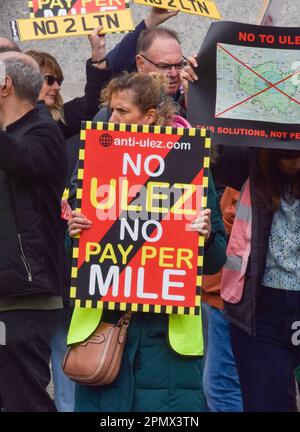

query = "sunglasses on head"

[44,74,63,86]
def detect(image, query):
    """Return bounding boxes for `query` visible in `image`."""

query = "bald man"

[0,36,20,53]
[0,52,67,412]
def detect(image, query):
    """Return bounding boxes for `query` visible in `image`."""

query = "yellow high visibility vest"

[67,307,203,357]
[168,314,203,356]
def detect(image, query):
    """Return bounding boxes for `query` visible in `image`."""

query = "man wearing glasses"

[135,28,187,97]
[99,28,187,120]
[103,8,187,111]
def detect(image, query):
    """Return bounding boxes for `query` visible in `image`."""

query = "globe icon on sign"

[99,133,113,147]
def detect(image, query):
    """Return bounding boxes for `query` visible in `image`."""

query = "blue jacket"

[106,21,146,74]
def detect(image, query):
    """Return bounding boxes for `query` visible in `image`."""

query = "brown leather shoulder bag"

[62,313,131,386]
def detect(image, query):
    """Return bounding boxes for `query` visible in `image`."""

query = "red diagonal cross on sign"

[215,43,300,118]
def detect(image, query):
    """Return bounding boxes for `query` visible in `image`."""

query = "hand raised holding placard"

[180,54,198,108]
[144,7,179,28]
[89,26,107,69]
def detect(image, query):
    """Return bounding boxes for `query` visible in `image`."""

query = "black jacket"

[59,60,113,140]
[213,146,273,336]
[0,108,67,297]
[36,64,112,302]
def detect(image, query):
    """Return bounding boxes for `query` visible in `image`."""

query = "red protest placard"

[70,122,211,315]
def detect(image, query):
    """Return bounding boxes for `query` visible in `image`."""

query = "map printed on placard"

[187,22,300,150]
[216,43,300,124]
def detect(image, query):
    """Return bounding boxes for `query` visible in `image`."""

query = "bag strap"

[117,312,131,327]
[116,312,131,344]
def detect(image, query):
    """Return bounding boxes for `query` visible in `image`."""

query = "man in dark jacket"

[104,7,185,109]
[0,51,67,411]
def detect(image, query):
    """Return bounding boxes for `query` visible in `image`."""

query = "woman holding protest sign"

[25,8,185,412]
[66,71,226,412]
[26,26,111,412]
[213,145,300,412]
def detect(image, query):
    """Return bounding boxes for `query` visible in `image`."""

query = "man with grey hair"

[0,37,20,53]
[0,52,67,412]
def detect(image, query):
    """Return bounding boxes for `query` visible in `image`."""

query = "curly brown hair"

[100,71,177,126]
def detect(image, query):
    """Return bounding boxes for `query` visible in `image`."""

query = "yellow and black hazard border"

[70,121,211,315]
[10,8,134,42]
[196,128,211,314]
[28,0,34,18]
[27,0,130,18]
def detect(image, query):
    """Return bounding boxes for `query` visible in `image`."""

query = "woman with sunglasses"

[67,71,226,412]
[26,26,110,140]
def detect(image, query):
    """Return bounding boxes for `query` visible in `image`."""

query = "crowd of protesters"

[0,6,299,413]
